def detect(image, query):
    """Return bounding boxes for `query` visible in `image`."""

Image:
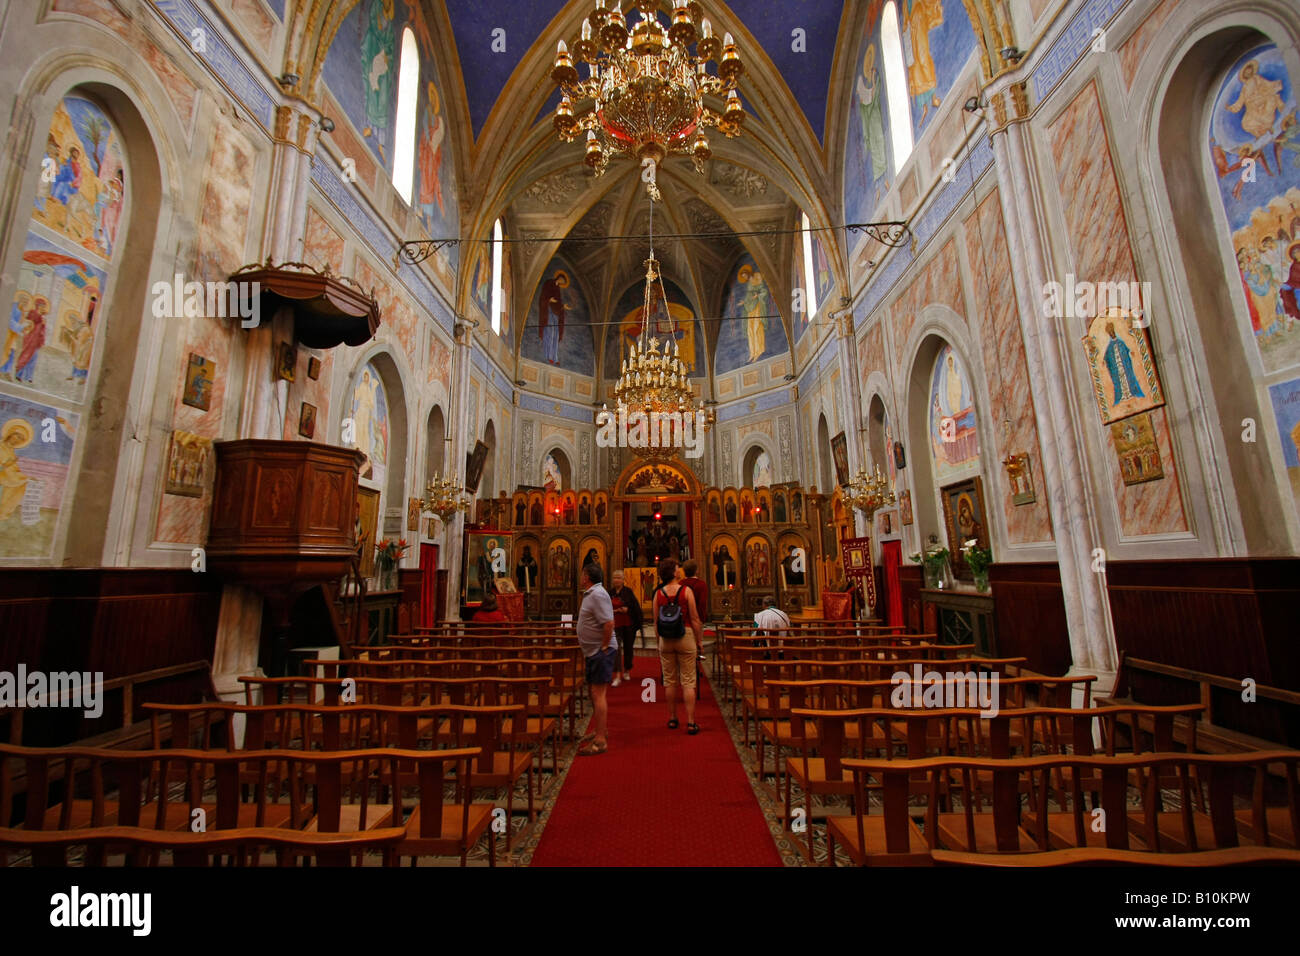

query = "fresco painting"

[929,344,979,482]
[716,253,785,374]
[321,0,457,264]
[1209,43,1300,375]
[605,277,702,376]
[522,257,595,376]
[0,395,79,559]
[351,362,390,487]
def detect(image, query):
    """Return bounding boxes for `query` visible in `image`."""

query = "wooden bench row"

[823,750,1300,866]
[1,744,497,867]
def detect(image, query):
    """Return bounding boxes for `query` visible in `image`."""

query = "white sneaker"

[623,672,632,681]
[611,675,622,687]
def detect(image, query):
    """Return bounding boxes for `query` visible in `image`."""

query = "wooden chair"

[0,825,407,867]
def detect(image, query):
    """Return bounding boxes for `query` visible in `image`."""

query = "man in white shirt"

[753,596,791,658]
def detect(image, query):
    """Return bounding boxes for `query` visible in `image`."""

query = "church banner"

[840,536,876,608]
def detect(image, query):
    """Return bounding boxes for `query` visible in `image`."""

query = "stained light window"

[490,219,504,335]
[880,3,913,170]
[393,28,419,203]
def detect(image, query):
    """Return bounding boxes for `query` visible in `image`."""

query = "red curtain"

[419,542,439,627]
[881,539,903,628]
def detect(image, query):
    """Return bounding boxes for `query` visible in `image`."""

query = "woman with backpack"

[653,558,704,734]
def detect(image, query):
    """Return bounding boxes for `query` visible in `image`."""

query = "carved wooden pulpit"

[207,439,365,673]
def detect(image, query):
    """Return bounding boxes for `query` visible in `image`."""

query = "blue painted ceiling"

[443,0,846,142]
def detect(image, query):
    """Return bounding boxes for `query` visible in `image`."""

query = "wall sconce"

[1000,47,1024,64]
[319,117,335,133]
[1002,452,1036,505]
[278,73,300,88]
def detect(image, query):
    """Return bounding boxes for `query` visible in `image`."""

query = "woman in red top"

[472,593,505,623]
[609,569,644,686]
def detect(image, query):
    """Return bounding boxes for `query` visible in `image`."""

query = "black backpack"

[656,586,685,640]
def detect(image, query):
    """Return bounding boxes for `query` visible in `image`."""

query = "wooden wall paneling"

[1106,559,1300,746]
[987,563,1072,676]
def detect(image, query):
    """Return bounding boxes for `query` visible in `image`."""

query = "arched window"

[880,2,913,170]
[490,218,504,335]
[800,211,818,321]
[392,27,419,203]
[742,446,773,488]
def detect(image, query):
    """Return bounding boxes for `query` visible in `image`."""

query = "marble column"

[441,317,476,619]
[832,308,870,540]
[987,89,1116,692]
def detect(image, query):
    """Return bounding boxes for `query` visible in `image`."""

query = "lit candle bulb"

[557,39,568,54]
[582,19,592,40]
[724,31,734,46]
[701,17,712,37]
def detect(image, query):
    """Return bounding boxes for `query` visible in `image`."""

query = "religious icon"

[164,430,210,498]
[1111,413,1165,485]
[941,477,991,580]
[182,353,214,411]
[1081,310,1165,425]
[547,539,571,589]
[779,543,805,587]
[298,402,316,439]
[307,357,322,380]
[712,542,737,588]
[880,512,893,535]
[407,497,421,532]
[276,341,297,382]
[515,544,539,592]
[899,490,914,526]
[744,537,772,588]
[830,432,850,486]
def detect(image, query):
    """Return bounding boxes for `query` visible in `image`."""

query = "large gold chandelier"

[551,0,746,198]
[604,202,713,463]
[420,473,470,524]
[845,465,896,520]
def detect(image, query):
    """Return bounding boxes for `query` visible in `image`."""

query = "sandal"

[667,718,679,730]
[687,723,700,735]
[577,740,607,756]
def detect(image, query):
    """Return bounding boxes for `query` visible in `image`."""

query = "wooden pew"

[0,744,496,867]
[0,825,408,867]
[826,751,1300,866]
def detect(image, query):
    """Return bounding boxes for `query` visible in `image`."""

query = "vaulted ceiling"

[431,0,867,384]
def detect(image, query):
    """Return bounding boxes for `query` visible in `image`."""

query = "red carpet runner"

[530,659,782,866]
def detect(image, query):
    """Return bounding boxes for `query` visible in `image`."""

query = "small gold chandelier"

[421,473,470,524]
[604,223,713,462]
[845,465,896,520]
[551,0,746,198]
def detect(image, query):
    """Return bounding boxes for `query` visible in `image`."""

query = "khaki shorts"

[659,634,698,690]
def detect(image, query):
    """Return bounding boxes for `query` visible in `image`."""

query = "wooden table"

[920,587,996,655]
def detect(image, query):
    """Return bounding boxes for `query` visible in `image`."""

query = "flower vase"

[923,561,942,590]
[972,568,990,593]
[378,557,395,591]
